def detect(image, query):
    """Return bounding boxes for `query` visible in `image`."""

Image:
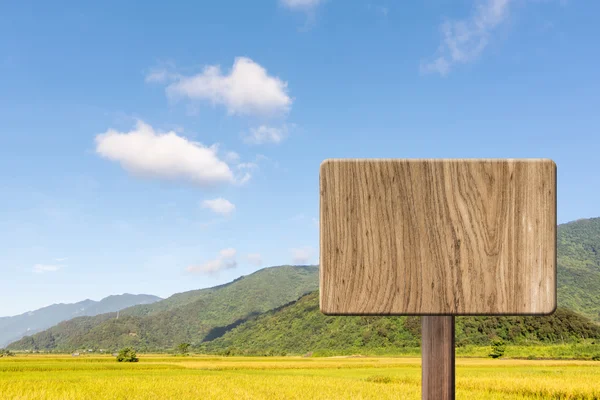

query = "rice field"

[1,354,599,399]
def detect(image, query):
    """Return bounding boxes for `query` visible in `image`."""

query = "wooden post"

[421,316,455,400]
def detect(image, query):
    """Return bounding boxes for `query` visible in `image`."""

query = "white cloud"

[145,69,171,83]
[222,153,258,183]
[95,120,236,186]
[281,0,323,10]
[202,198,236,216]
[246,253,263,266]
[33,264,62,273]
[243,125,288,145]
[166,57,292,116]
[421,0,512,76]
[55,257,68,262]
[291,247,314,264]
[225,151,240,163]
[220,248,237,259]
[237,162,258,170]
[145,61,179,83]
[237,172,252,185]
[186,248,237,274]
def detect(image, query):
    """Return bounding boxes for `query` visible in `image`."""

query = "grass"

[1,353,600,399]
[456,343,600,359]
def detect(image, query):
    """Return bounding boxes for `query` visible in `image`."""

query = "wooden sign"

[320,159,556,315]
[319,159,557,399]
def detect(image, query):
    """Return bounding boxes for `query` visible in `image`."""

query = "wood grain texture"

[320,159,556,315]
[422,316,455,400]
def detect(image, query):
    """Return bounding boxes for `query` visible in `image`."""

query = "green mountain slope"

[7,217,600,353]
[202,291,600,356]
[6,265,318,352]
[557,217,600,321]
[0,294,161,348]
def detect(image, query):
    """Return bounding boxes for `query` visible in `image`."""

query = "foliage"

[177,343,190,355]
[489,338,506,358]
[0,349,15,357]
[203,291,600,356]
[116,347,138,362]
[557,217,600,322]
[7,265,319,352]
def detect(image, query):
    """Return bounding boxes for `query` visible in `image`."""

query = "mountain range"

[7,265,318,351]
[0,293,161,348]
[6,217,600,353]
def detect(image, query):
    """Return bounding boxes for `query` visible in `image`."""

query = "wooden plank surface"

[422,316,455,400]
[320,159,556,315]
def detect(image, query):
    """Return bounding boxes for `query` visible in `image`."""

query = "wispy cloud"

[164,57,292,117]
[145,68,174,83]
[225,151,240,163]
[291,246,314,264]
[280,0,324,31]
[201,198,236,216]
[33,264,63,274]
[368,4,389,18]
[421,0,513,76]
[246,253,263,266]
[186,248,237,274]
[237,162,258,171]
[280,0,323,11]
[237,172,252,185]
[144,61,179,83]
[243,124,289,145]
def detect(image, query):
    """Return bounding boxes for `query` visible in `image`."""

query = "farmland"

[1,354,599,399]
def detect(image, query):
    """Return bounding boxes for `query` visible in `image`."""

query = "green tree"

[177,343,190,355]
[0,349,15,357]
[488,338,505,359]
[116,347,138,362]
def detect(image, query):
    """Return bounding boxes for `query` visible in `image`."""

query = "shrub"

[0,349,15,357]
[177,343,190,355]
[366,375,393,384]
[488,338,506,359]
[116,347,139,362]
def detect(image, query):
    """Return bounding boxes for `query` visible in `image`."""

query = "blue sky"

[1,0,599,316]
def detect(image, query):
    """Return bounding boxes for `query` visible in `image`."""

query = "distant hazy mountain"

[7,265,319,352]
[0,294,161,348]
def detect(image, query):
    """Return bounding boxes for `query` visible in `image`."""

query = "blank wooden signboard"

[320,159,556,316]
